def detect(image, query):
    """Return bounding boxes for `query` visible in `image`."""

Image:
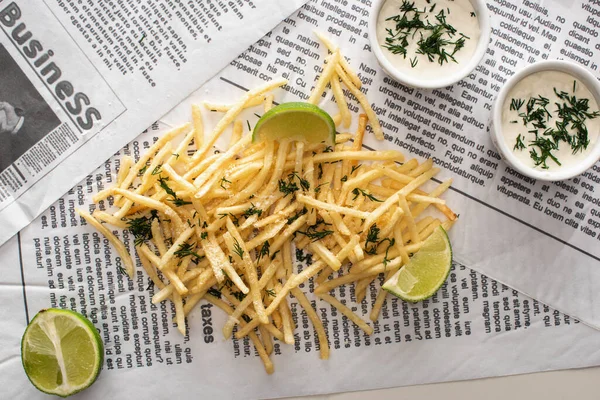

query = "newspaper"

[3,0,600,399]
[0,0,307,246]
[3,124,600,399]
[223,0,600,330]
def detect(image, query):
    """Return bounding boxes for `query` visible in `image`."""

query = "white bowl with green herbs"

[369,0,490,89]
[490,60,600,181]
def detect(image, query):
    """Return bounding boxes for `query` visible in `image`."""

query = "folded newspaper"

[0,0,306,245]
[3,0,600,399]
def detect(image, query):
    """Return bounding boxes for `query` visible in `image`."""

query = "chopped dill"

[151,165,162,175]
[364,224,381,255]
[220,177,232,190]
[510,98,525,111]
[232,291,246,301]
[510,83,600,168]
[158,176,191,206]
[287,207,308,225]
[270,250,281,261]
[352,187,383,202]
[174,242,204,264]
[278,172,310,197]
[383,3,470,66]
[243,203,263,218]
[296,225,334,241]
[256,241,270,263]
[127,210,159,246]
[232,238,244,258]
[513,134,526,151]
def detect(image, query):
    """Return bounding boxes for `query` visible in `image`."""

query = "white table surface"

[290,366,599,400]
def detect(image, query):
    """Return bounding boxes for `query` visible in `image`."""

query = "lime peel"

[21,308,103,398]
[382,226,452,302]
[253,102,336,144]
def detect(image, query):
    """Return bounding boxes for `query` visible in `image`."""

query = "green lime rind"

[21,308,104,398]
[382,226,452,303]
[253,102,336,144]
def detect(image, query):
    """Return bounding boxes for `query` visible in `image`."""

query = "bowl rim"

[368,0,491,89]
[490,60,600,182]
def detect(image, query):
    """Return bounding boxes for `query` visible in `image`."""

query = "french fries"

[79,33,457,374]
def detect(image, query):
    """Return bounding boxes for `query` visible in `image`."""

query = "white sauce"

[501,70,600,171]
[376,0,480,80]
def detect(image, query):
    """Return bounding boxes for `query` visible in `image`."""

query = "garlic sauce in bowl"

[502,71,600,171]
[491,61,600,181]
[369,0,489,89]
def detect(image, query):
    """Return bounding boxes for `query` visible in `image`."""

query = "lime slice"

[382,226,452,302]
[253,102,336,144]
[21,309,103,397]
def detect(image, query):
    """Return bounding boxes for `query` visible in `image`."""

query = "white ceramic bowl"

[368,0,491,89]
[490,60,600,182]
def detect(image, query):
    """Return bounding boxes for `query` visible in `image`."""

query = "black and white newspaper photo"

[0,43,61,172]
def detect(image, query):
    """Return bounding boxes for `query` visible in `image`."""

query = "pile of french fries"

[79,34,456,374]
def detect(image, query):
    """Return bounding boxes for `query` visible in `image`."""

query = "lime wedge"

[21,309,103,397]
[253,102,336,144]
[382,226,452,302]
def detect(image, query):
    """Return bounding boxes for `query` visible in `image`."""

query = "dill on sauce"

[513,134,526,151]
[510,98,525,111]
[383,2,470,67]
[510,82,600,169]
[528,137,560,169]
